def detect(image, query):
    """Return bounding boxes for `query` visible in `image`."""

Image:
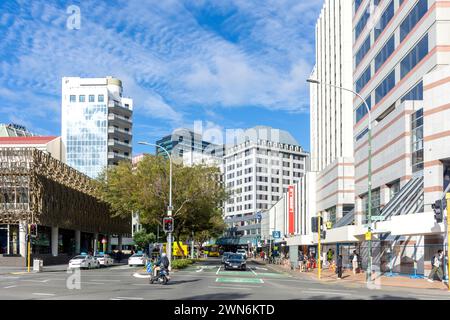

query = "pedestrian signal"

[163,217,174,233]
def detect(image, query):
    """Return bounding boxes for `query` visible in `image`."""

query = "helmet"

[161,253,167,257]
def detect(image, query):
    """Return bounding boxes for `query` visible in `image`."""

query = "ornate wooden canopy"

[0,148,130,235]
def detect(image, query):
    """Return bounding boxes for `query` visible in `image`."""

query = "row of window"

[69,94,105,103]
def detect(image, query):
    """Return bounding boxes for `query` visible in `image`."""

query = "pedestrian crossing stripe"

[254,272,289,278]
[218,271,252,276]
[216,277,264,284]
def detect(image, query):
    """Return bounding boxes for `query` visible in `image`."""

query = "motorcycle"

[149,266,170,285]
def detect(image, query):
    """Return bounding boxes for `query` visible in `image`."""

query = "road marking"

[3,285,17,289]
[255,267,268,271]
[302,290,352,296]
[32,293,55,296]
[133,272,151,279]
[208,285,260,290]
[216,277,264,284]
[216,266,221,275]
[196,267,205,273]
[113,297,144,300]
[250,268,257,276]
[21,279,50,283]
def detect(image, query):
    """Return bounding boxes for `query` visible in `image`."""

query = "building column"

[75,230,81,254]
[380,185,390,208]
[336,205,344,222]
[51,227,59,257]
[93,233,99,255]
[416,235,425,275]
[19,221,27,258]
[118,235,123,252]
[107,235,112,253]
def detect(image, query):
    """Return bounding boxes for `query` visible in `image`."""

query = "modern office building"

[310,0,355,226]
[0,123,34,137]
[221,126,309,246]
[61,76,133,179]
[156,128,224,164]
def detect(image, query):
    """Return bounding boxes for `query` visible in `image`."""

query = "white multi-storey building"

[61,76,133,179]
[222,126,309,246]
[310,0,355,226]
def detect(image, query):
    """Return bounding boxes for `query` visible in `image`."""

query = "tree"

[133,230,156,250]
[95,155,228,257]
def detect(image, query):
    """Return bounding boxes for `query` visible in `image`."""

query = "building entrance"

[0,225,7,254]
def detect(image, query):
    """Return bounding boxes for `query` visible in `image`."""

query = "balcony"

[108,113,132,125]
[108,100,132,116]
[108,152,131,161]
[108,126,132,138]
[108,139,132,149]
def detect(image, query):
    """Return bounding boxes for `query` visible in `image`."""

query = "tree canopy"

[95,155,227,249]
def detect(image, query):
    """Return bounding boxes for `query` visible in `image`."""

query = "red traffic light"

[163,217,174,232]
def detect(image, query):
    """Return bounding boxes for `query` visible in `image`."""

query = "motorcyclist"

[153,253,170,279]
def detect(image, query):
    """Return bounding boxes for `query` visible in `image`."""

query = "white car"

[69,255,99,269]
[128,253,149,266]
[236,249,247,259]
[94,254,114,267]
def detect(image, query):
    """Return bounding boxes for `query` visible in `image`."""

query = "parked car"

[236,249,247,259]
[224,254,247,271]
[68,255,98,269]
[221,252,233,264]
[94,254,114,267]
[128,253,149,267]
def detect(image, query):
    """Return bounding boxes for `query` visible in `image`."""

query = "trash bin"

[33,259,43,272]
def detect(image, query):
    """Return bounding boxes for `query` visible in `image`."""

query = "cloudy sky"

[0,0,323,154]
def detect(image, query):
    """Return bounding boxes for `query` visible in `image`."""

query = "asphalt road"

[0,258,449,300]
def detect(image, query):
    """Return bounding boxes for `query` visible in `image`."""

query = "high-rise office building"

[61,77,133,179]
[222,126,309,245]
[0,123,34,137]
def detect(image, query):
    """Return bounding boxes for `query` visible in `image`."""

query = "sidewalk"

[251,259,449,291]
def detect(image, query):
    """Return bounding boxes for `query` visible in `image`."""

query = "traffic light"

[163,217,174,233]
[30,224,38,238]
[432,200,443,223]
[311,217,317,233]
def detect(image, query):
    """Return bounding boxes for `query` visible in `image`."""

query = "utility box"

[33,259,43,272]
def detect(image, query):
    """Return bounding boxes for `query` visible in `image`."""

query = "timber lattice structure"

[0,148,130,235]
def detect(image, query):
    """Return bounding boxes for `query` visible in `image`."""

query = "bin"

[33,259,43,272]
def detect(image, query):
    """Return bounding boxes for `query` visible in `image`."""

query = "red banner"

[288,186,295,234]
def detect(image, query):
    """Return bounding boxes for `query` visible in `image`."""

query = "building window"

[374,0,394,40]
[388,180,401,200]
[375,70,395,104]
[79,95,85,102]
[355,35,371,67]
[355,97,372,123]
[375,35,395,72]
[401,81,423,102]
[400,0,428,42]
[328,206,337,225]
[411,109,424,173]
[362,188,381,224]
[356,128,369,142]
[355,6,370,41]
[98,94,105,102]
[400,34,428,79]
[356,66,371,93]
[355,0,363,13]
[70,95,76,102]
[89,95,95,102]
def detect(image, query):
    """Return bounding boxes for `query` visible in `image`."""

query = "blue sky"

[0,0,323,154]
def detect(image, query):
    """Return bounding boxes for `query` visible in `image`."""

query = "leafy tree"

[95,155,228,257]
[133,230,156,250]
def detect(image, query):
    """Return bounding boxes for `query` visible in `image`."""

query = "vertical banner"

[288,185,295,234]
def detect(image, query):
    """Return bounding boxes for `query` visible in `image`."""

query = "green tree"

[133,230,156,250]
[95,155,228,257]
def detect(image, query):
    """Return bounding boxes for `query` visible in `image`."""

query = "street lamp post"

[138,141,173,269]
[307,78,373,283]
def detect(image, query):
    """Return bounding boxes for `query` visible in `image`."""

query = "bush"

[171,259,195,269]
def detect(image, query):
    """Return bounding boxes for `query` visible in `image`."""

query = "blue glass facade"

[375,35,395,72]
[375,70,396,104]
[400,34,428,79]
[400,0,428,42]
[374,0,394,40]
[356,35,371,67]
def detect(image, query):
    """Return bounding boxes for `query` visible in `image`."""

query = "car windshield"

[229,254,243,260]
[72,256,86,260]
[131,254,143,257]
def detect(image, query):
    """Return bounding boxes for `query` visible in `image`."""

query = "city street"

[0,258,449,300]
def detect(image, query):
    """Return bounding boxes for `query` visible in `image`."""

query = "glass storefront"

[32,226,51,254]
[0,224,7,254]
[59,229,76,255]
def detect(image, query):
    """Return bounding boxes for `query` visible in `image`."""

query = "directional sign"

[365,232,372,241]
[272,231,281,239]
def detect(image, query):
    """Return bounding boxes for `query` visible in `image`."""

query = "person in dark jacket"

[336,254,343,279]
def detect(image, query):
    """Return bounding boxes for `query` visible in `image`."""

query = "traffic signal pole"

[27,224,31,273]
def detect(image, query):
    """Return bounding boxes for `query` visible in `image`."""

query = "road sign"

[272,231,281,239]
[371,216,384,221]
[365,232,372,241]
[163,217,174,232]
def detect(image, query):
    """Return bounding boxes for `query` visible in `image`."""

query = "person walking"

[327,249,334,266]
[298,251,304,272]
[351,250,359,275]
[428,250,444,282]
[336,254,343,279]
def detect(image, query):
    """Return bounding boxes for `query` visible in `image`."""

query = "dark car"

[222,252,233,264]
[224,254,246,271]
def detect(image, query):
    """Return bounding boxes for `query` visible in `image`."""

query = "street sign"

[371,216,385,221]
[272,231,281,239]
[365,232,372,241]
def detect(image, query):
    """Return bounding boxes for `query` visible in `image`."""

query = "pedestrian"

[298,251,304,272]
[336,254,343,279]
[428,250,444,282]
[327,249,334,265]
[351,250,359,275]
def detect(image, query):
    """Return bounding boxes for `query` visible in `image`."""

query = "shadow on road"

[167,279,201,285]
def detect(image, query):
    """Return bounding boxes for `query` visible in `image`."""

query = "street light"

[138,141,173,269]
[307,78,373,283]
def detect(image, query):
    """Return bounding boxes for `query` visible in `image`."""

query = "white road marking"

[32,293,55,296]
[196,267,205,273]
[255,267,268,271]
[113,297,144,300]
[21,279,50,283]
[216,266,221,275]
[250,269,258,276]
[133,272,151,279]
[208,285,262,290]
[3,285,17,289]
